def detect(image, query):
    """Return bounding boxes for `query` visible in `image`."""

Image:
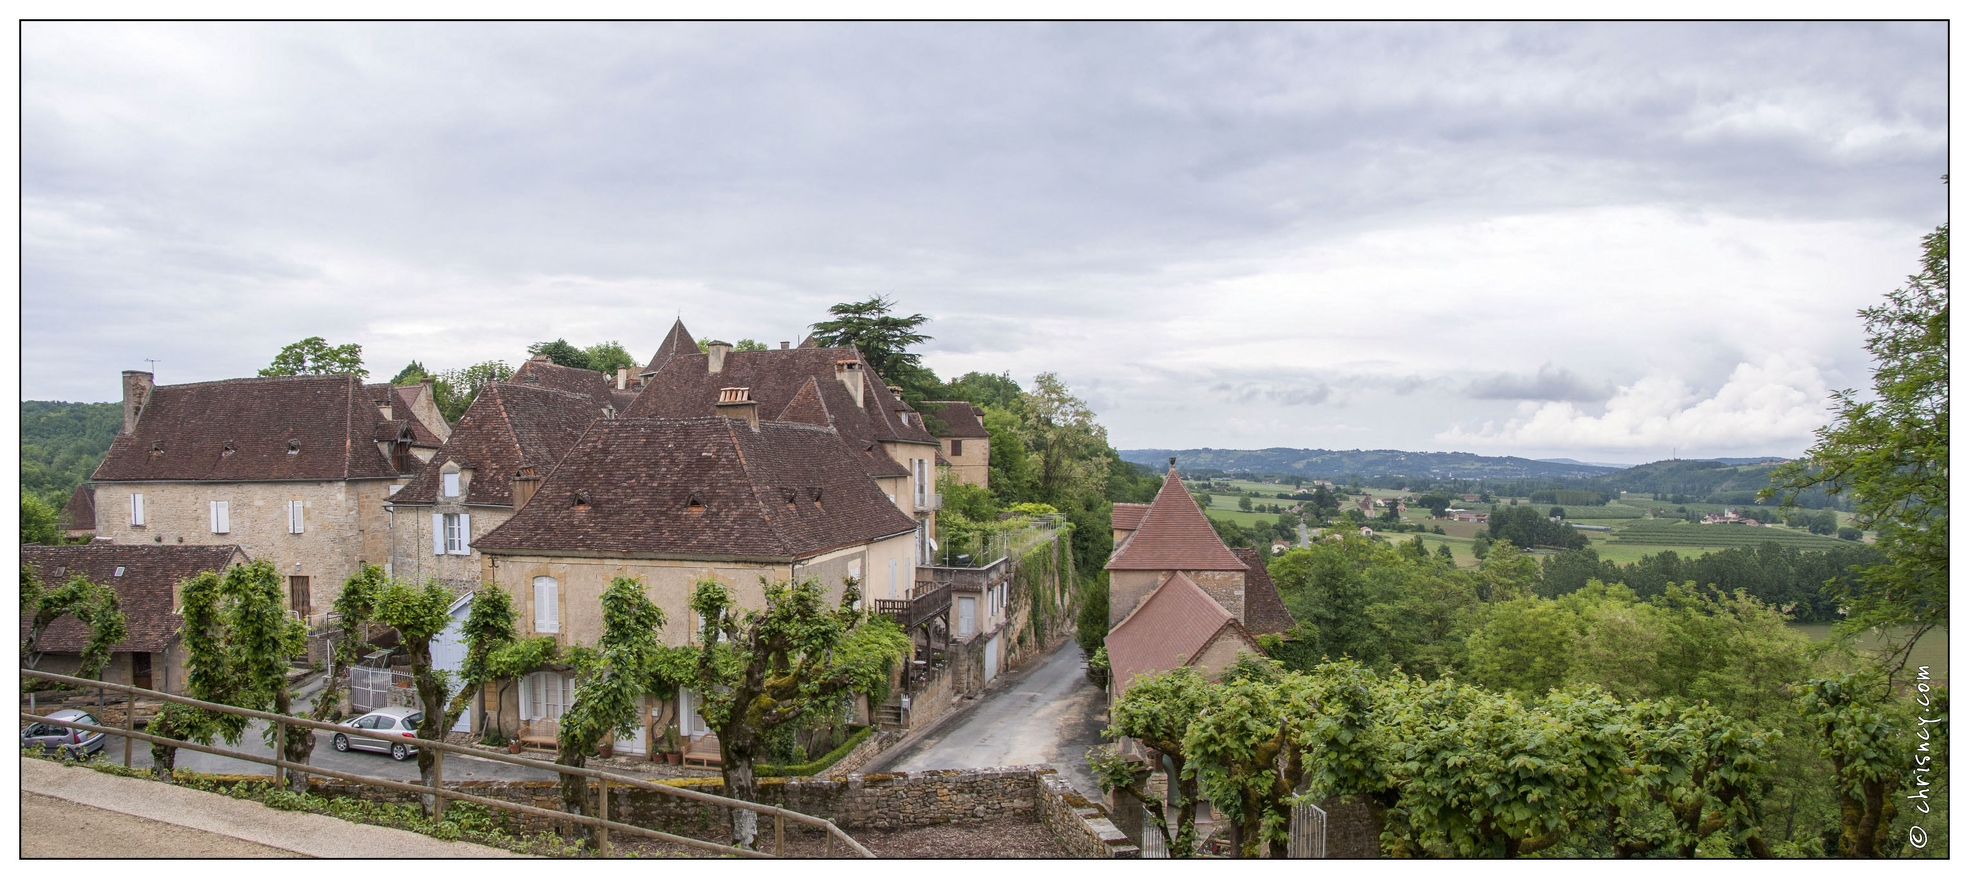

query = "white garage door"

[983,634,1001,683]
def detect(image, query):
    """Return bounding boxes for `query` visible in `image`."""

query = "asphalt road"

[97,719,559,783]
[882,637,1108,798]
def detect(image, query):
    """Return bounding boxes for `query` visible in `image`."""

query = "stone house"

[20,543,246,693]
[921,400,991,488]
[89,371,425,618]
[385,357,618,593]
[1105,462,1291,637]
[627,333,945,580]
[469,414,920,754]
[1104,571,1262,704]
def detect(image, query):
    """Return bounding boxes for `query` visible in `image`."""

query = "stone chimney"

[511,466,542,510]
[121,370,154,435]
[706,340,733,374]
[716,387,759,431]
[780,341,790,350]
[834,360,865,408]
[615,367,630,390]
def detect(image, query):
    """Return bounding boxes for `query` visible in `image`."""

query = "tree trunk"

[274,689,313,793]
[723,743,760,850]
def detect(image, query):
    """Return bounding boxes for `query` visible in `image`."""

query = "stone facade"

[93,478,403,616]
[1109,568,1245,630]
[939,435,989,488]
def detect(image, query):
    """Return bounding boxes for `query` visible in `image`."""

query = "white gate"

[349,666,395,713]
[983,634,1000,683]
[1139,807,1168,858]
[1288,799,1327,858]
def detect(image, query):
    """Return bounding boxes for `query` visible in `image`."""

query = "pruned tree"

[555,576,675,847]
[369,578,459,814]
[1182,657,1317,858]
[294,563,388,787]
[1612,699,1778,858]
[686,575,909,849]
[149,560,306,784]
[1089,665,1214,857]
[20,563,127,682]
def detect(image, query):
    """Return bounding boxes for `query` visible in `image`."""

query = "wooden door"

[131,653,153,691]
[289,576,311,616]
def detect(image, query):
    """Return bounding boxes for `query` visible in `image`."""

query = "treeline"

[1537,543,1879,621]
[1198,459,1849,512]
[21,400,122,509]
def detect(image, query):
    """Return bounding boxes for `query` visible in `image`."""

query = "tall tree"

[555,576,672,846]
[20,564,126,680]
[1763,222,1948,689]
[527,338,592,370]
[807,296,931,387]
[259,336,369,379]
[685,576,909,848]
[148,560,307,783]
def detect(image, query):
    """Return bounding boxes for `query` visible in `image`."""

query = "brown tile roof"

[512,358,616,400]
[1232,547,1295,636]
[626,346,936,480]
[776,378,833,427]
[1105,470,1246,571]
[365,384,445,446]
[475,417,919,560]
[391,381,611,507]
[1110,503,1150,533]
[20,544,244,653]
[1104,572,1259,699]
[641,318,697,376]
[921,401,990,438]
[62,485,96,533]
[93,375,405,483]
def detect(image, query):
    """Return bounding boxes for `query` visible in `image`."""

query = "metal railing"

[19,669,873,858]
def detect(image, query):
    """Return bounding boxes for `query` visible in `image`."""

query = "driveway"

[878,637,1108,798]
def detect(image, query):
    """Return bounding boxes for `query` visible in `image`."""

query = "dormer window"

[221,442,236,457]
[572,490,591,511]
[686,492,705,515]
[287,441,301,455]
[808,486,823,504]
[149,442,164,457]
[443,472,461,497]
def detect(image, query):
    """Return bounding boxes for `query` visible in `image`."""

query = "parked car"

[22,709,106,759]
[331,706,425,761]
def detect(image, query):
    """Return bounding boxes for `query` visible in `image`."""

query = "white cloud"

[1436,356,1832,453]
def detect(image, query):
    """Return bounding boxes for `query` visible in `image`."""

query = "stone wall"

[309,764,1132,856]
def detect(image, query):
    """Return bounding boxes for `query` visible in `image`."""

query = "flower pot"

[508,741,523,754]
[666,751,682,765]
[598,744,613,759]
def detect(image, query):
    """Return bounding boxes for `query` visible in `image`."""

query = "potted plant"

[598,742,614,759]
[663,721,683,765]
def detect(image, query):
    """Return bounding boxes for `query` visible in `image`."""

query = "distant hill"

[1118,448,1623,480]
[21,401,122,508]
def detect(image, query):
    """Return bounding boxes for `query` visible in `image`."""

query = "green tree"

[434,360,514,422]
[684,576,909,848]
[808,296,931,388]
[1023,373,1110,505]
[1798,673,1919,857]
[732,339,770,352]
[582,340,638,374]
[1183,659,1316,857]
[555,576,674,845]
[1764,223,1948,688]
[20,564,126,681]
[943,370,1026,411]
[148,560,307,783]
[259,336,368,379]
[526,338,592,370]
[1089,666,1215,857]
[389,361,431,384]
[369,578,463,811]
[21,491,63,545]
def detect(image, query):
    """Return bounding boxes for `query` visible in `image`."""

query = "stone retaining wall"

[1037,773,1138,858]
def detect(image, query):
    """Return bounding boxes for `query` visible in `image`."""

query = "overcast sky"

[19,22,1947,464]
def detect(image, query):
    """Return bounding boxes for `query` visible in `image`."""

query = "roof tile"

[1232,547,1295,636]
[1104,572,1257,698]
[93,375,403,483]
[1105,470,1246,571]
[21,544,244,653]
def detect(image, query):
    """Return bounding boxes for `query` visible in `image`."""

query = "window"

[533,576,560,633]
[435,513,470,555]
[209,501,230,534]
[914,458,928,508]
[951,439,963,457]
[130,493,145,527]
[287,500,305,534]
[522,671,567,720]
[443,472,461,497]
[391,442,410,472]
[289,576,311,616]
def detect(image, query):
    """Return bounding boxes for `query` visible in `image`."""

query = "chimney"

[834,360,865,408]
[615,367,629,390]
[706,340,733,374]
[716,387,759,431]
[511,466,542,510]
[780,341,789,350]
[886,385,903,398]
[121,370,154,435]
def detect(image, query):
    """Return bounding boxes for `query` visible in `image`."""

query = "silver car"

[330,707,425,761]
[22,709,106,759]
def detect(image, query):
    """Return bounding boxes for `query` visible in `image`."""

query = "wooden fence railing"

[18,668,874,858]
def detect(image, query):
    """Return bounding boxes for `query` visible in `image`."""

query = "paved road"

[882,638,1107,798]
[100,721,559,783]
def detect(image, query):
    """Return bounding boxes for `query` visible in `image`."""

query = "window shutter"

[210,501,229,534]
[534,577,559,633]
[288,500,304,534]
[131,493,145,526]
[432,514,445,556]
[519,674,534,721]
[457,513,471,554]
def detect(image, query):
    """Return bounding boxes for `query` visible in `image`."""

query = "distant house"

[21,543,246,693]
[921,400,991,488]
[1104,572,1261,705]
[61,485,96,541]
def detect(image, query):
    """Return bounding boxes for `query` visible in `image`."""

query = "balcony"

[914,491,942,512]
[873,581,951,630]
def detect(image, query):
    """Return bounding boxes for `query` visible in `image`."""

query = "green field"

[1608,520,1853,551]
[1788,622,1949,683]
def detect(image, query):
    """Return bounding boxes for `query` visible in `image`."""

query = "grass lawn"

[1787,622,1949,683]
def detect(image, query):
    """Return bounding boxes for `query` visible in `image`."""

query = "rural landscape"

[18,21,1946,864]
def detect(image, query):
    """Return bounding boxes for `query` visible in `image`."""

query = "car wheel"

[333,734,350,752]
[390,743,410,761]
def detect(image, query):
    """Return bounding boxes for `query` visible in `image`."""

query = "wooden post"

[431,747,445,821]
[597,775,610,858]
[273,719,285,785]
[122,699,135,769]
[825,827,834,858]
[774,812,784,856]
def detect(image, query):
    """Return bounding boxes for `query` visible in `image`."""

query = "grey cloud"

[1208,381,1333,407]
[1467,363,1613,402]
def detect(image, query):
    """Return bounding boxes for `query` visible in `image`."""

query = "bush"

[755,725,873,777]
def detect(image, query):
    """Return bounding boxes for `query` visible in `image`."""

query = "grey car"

[331,706,424,761]
[22,709,106,759]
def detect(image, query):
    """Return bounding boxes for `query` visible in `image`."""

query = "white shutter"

[457,513,471,554]
[432,514,445,556]
[519,674,534,721]
[534,576,559,633]
[443,472,460,497]
[130,493,145,526]
[288,500,304,534]
[210,501,229,534]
